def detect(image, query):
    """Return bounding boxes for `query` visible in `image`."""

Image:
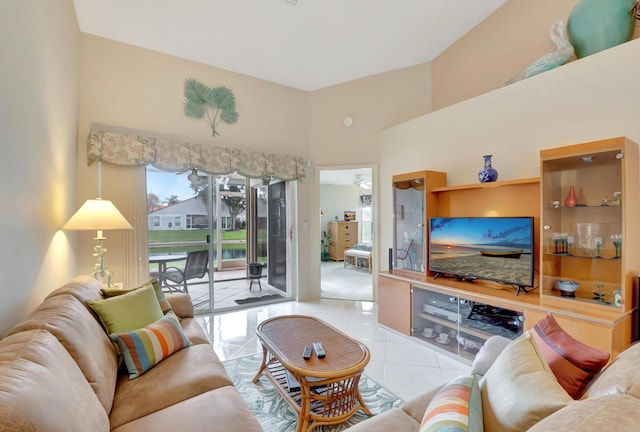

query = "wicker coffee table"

[252,315,371,432]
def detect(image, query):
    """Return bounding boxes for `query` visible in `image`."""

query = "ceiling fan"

[353,173,372,189]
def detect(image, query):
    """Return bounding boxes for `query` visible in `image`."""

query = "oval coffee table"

[252,315,371,432]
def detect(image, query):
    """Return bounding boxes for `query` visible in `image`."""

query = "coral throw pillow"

[531,313,610,399]
[420,373,483,432]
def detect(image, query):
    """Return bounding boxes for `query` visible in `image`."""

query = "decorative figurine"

[600,196,609,206]
[612,191,622,206]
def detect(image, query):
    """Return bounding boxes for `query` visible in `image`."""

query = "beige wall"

[77,34,317,297]
[77,36,432,300]
[309,64,431,290]
[431,0,640,110]
[0,1,80,335]
[379,38,640,269]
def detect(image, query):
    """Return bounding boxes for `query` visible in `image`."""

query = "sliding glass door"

[147,167,292,312]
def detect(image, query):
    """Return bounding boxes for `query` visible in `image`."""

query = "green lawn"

[148,229,246,242]
[148,229,247,255]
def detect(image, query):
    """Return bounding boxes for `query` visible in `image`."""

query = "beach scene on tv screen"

[429,217,533,287]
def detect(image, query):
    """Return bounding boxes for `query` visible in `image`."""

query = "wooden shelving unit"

[379,137,639,362]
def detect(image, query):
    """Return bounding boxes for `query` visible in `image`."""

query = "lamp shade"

[63,198,133,231]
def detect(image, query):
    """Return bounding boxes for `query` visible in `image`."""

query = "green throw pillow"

[101,278,172,315]
[88,284,164,335]
[110,311,191,379]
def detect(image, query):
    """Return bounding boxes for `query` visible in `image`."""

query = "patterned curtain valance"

[87,129,306,181]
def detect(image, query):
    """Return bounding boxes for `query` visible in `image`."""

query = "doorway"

[319,167,374,301]
[145,167,292,312]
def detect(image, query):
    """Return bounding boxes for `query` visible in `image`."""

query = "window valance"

[87,129,306,181]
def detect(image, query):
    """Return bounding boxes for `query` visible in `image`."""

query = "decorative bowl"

[556,280,579,295]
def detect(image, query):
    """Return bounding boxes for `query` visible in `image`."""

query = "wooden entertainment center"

[379,137,639,363]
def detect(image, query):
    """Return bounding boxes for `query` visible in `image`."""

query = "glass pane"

[146,166,211,312]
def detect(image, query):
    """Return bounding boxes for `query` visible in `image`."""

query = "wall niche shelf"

[379,137,639,364]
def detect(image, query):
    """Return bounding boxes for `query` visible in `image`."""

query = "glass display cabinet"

[540,137,638,313]
[392,170,446,278]
[411,286,524,362]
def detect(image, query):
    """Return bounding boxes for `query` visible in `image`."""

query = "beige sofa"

[0,276,262,432]
[350,334,640,432]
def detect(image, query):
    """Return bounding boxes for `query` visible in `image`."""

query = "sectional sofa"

[350,324,640,432]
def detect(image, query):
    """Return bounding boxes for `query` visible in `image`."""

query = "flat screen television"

[429,217,534,292]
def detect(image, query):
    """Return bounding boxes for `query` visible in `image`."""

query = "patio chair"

[396,239,413,269]
[164,250,209,293]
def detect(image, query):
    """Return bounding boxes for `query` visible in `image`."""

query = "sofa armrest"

[166,293,195,318]
[471,335,512,376]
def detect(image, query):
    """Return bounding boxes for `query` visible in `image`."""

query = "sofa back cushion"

[0,329,110,432]
[480,333,573,432]
[45,275,104,306]
[582,341,640,399]
[5,294,119,413]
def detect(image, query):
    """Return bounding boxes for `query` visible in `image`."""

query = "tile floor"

[196,298,471,402]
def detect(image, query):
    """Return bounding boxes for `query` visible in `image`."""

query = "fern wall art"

[183,78,239,137]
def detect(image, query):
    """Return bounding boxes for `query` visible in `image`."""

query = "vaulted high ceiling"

[72,0,508,91]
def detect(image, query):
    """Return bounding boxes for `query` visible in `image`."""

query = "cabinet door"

[412,286,524,362]
[392,171,446,277]
[540,138,638,313]
[378,275,411,335]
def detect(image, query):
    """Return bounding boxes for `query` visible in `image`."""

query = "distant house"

[148,196,246,230]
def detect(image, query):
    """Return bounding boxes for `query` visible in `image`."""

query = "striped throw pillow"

[420,373,483,432]
[110,311,191,379]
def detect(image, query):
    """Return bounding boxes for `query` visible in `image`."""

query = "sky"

[430,217,533,246]
[146,168,195,202]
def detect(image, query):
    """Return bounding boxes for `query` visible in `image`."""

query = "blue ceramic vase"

[478,155,498,183]
[567,0,636,58]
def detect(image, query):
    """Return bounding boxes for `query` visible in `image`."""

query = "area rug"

[235,294,283,304]
[223,353,403,432]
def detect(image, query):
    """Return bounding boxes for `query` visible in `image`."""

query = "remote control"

[302,345,313,360]
[313,341,326,359]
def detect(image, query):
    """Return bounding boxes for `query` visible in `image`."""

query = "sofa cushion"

[528,395,640,432]
[5,294,118,413]
[111,386,263,432]
[420,373,483,432]
[531,313,610,399]
[345,406,421,432]
[101,278,172,314]
[111,311,192,379]
[480,332,573,432]
[87,284,164,334]
[0,330,110,432]
[109,343,234,428]
[582,341,640,399]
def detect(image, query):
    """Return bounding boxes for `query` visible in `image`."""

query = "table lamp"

[63,198,133,286]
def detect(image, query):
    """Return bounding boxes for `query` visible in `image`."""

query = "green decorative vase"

[567,0,636,58]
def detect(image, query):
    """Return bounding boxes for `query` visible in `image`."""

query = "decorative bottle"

[478,155,499,183]
[565,186,578,207]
